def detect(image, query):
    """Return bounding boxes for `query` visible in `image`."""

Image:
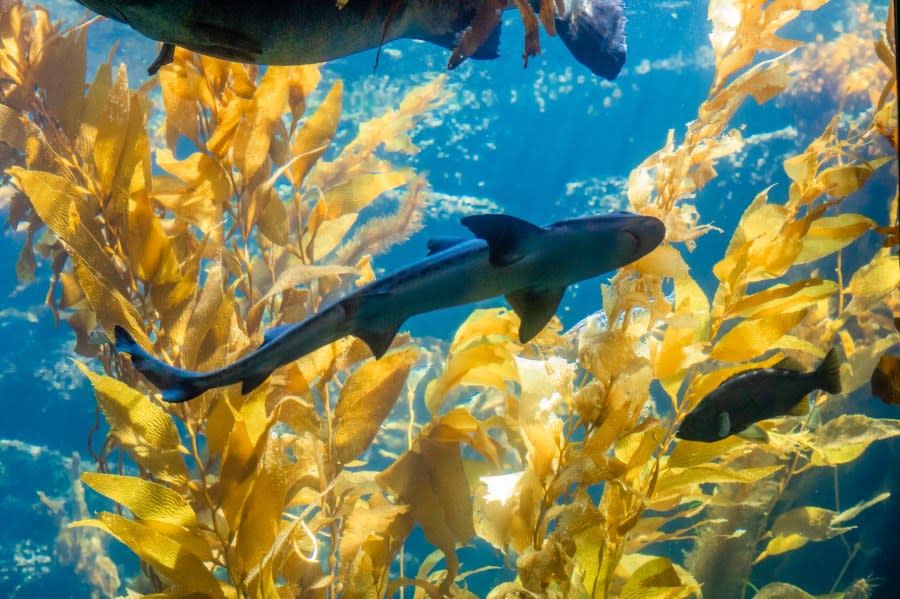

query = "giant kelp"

[1,1,899,599]
[1,1,446,596]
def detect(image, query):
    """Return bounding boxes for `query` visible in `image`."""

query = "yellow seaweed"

[2,1,898,598]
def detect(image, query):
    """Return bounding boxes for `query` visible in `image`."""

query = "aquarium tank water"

[0,0,898,598]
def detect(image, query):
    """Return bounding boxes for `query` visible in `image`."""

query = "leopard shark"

[114,211,664,403]
[72,0,627,79]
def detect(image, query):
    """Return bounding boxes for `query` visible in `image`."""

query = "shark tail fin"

[556,0,626,80]
[815,347,843,395]
[114,326,207,403]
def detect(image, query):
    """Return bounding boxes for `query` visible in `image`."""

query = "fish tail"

[816,347,843,395]
[556,0,627,80]
[114,326,208,403]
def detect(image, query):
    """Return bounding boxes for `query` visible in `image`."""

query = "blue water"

[0,0,898,597]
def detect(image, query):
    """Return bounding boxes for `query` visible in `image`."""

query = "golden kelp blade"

[3,1,899,598]
[871,354,900,406]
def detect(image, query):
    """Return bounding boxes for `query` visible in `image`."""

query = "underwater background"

[0,0,898,598]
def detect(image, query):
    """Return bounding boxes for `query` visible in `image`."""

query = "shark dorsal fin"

[460,214,544,267]
[506,287,565,343]
[426,236,467,256]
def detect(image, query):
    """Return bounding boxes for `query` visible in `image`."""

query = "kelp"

[1,1,445,596]
[2,1,899,599]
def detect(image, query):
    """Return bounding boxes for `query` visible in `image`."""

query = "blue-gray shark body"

[73,0,627,79]
[115,211,664,402]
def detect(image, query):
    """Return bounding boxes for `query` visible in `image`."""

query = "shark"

[115,211,665,403]
[72,0,627,79]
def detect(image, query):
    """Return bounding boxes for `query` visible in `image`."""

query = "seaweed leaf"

[80,472,198,529]
[808,415,900,466]
[619,556,695,599]
[754,492,890,562]
[710,309,807,362]
[70,512,225,597]
[76,364,189,485]
[424,339,518,414]
[232,66,291,180]
[377,436,474,591]
[290,79,342,185]
[334,347,419,464]
[796,214,875,264]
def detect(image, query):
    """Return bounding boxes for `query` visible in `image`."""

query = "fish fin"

[148,43,175,76]
[788,398,810,416]
[355,322,403,359]
[241,372,270,395]
[426,236,467,256]
[262,323,293,346]
[447,0,505,68]
[461,213,544,267]
[471,19,502,59]
[420,21,502,61]
[114,326,206,403]
[506,287,565,343]
[736,424,769,443]
[774,356,805,372]
[717,412,731,438]
[816,347,843,394]
[556,0,627,80]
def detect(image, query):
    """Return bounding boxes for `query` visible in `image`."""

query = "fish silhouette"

[73,0,627,79]
[676,348,843,443]
[115,211,664,402]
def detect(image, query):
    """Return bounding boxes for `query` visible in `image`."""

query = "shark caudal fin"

[556,0,627,80]
[114,326,207,403]
[815,347,843,395]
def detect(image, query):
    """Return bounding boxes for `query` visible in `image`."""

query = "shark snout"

[624,215,666,259]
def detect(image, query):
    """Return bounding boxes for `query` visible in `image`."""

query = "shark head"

[549,211,665,274]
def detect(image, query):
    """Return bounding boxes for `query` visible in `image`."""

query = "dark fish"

[676,348,843,443]
[73,0,626,79]
[114,211,664,403]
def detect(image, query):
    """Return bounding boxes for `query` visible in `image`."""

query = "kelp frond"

[2,1,899,599]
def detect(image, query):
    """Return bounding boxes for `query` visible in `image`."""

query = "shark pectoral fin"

[717,412,731,438]
[460,214,544,267]
[506,287,565,343]
[356,322,403,359]
[426,236,467,256]
[736,424,770,443]
[241,372,271,395]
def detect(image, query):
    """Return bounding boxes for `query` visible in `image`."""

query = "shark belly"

[96,0,423,64]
